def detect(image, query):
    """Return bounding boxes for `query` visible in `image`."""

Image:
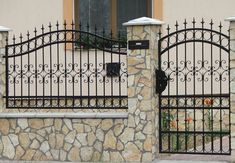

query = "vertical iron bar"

[79,22,82,107]
[175,21,179,152]
[228,25,231,155]
[19,35,23,107]
[64,21,68,107]
[27,32,30,108]
[87,23,90,107]
[192,18,197,152]
[103,28,106,108]
[95,26,98,107]
[118,31,121,107]
[210,20,214,153]
[158,30,163,152]
[110,30,114,106]
[13,35,17,107]
[72,21,75,107]
[219,23,223,153]
[49,23,52,107]
[56,22,60,107]
[5,37,9,108]
[166,25,171,152]
[34,28,38,107]
[201,19,205,153]
[41,25,45,107]
[184,20,188,152]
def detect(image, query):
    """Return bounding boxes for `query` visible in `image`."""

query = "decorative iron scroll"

[4,22,128,109]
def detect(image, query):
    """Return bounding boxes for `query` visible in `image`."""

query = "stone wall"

[228,19,235,161]
[0,19,162,162]
[0,118,151,161]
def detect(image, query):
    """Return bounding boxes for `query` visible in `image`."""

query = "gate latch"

[155,69,169,94]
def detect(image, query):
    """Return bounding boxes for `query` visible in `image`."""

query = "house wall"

[0,0,63,37]
[163,0,235,27]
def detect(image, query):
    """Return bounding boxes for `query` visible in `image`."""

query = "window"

[74,0,152,36]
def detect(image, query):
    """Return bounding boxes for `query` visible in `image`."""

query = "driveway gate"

[158,19,231,154]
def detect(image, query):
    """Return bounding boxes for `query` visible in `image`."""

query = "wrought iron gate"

[158,19,231,155]
[4,22,127,109]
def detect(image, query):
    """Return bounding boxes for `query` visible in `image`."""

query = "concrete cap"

[0,26,12,32]
[225,16,235,22]
[123,17,164,26]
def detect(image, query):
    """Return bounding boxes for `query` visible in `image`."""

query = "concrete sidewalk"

[155,161,228,163]
[0,161,230,163]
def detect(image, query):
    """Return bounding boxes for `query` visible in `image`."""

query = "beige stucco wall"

[163,0,235,28]
[0,0,63,37]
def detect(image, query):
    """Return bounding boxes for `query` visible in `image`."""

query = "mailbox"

[106,63,121,77]
[128,40,149,50]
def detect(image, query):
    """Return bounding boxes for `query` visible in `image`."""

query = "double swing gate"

[158,19,231,155]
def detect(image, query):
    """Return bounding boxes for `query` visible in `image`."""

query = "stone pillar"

[0,26,11,110]
[123,17,164,161]
[226,17,235,161]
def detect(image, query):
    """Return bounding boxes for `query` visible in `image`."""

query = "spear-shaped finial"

[192,17,196,27]
[183,19,187,28]
[201,18,205,27]
[56,21,59,30]
[175,21,179,30]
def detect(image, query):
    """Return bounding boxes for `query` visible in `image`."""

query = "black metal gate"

[158,19,231,155]
[4,22,127,109]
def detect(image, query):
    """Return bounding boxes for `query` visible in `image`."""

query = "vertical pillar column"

[226,17,235,161]
[123,17,164,161]
[0,26,11,111]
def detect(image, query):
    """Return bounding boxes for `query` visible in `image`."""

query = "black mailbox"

[106,63,121,77]
[128,40,149,50]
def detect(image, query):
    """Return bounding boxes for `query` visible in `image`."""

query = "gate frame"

[158,20,231,155]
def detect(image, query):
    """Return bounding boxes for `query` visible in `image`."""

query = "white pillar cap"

[225,16,235,22]
[0,26,12,32]
[123,17,164,26]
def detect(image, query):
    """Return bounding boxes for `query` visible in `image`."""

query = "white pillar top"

[225,16,235,22]
[0,26,12,32]
[123,17,164,26]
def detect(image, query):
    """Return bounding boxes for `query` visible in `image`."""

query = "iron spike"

[34,28,37,34]
[41,25,45,32]
[56,21,59,28]
[192,18,196,25]
[210,19,214,26]
[201,18,205,25]
[175,21,179,30]
[49,22,52,29]
[183,19,187,28]
[64,20,67,27]
[13,35,16,43]
[219,22,223,29]
[19,33,23,42]
[167,25,170,31]
[158,29,162,38]
[5,36,8,45]
[71,20,74,26]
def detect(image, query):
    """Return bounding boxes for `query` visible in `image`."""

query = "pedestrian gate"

[158,19,231,155]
